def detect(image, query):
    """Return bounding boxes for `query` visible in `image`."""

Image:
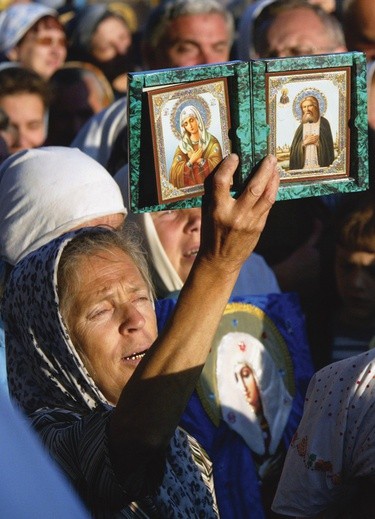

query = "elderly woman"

[3,153,279,516]
[169,105,223,188]
[0,146,127,397]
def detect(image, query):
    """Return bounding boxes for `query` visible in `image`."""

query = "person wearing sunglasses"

[0,3,67,80]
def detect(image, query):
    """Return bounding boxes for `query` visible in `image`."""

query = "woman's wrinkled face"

[65,247,157,405]
[152,208,201,283]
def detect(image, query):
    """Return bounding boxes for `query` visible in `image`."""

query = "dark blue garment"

[0,259,8,399]
[0,318,7,400]
[155,292,315,519]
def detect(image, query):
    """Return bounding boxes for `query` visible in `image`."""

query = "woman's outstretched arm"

[110,153,279,476]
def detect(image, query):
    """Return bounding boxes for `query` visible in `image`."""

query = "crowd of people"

[1,0,375,518]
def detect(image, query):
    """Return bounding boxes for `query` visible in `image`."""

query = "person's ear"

[6,47,20,61]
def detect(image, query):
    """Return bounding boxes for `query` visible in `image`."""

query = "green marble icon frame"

[127,52,368,213]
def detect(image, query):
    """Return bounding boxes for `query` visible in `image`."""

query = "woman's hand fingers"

[242,154,279,209]
[200,153,279,273]
[209,153,279,225]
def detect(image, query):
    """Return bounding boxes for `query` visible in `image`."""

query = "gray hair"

[143,0,235,51]
[253,0,345,57]
[57,226,155,325]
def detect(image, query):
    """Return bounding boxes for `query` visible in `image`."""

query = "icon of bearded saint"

[289,95,334,170]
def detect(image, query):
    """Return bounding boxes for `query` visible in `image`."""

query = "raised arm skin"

[110,154,279,480]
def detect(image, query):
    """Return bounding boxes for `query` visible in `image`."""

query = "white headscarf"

[71,97,127,166]
[178,105,211,155]
[217,331,293,457]
[113,168,183,297]
[129,212,183,297]
[0,3,57,55]
[0,146,127,265]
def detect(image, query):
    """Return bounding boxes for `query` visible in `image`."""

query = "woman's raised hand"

[198,153,279,275]
[110,153,279,468]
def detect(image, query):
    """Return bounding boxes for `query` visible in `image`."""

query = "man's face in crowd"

[262,6,346,58]
[157,12,231,68]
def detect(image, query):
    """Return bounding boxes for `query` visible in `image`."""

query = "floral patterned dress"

[272,349,375,517]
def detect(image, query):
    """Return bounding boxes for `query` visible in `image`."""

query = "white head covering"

[129,212,183,297]
[178,105,210,155]
[0,3,57,55]
[112,164,182,297]
[114,167,183,297]
[236,0,276,60]
[0,146,127,265]
[217,331,293,459]
[71,97,127,166]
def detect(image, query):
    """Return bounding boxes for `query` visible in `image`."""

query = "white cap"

[0,146,127,265]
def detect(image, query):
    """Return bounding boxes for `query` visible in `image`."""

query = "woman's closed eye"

[87,303,113,321]
[131,293,153,307]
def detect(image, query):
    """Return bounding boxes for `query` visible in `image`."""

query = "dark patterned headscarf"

[2,228,218,518]
[4,229,104,415]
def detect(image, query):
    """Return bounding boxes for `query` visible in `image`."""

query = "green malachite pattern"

[128,52,369,213]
